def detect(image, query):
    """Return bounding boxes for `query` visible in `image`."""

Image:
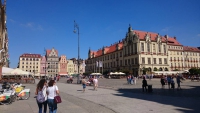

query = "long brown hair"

[37,79,46,90]
[48,80,55,87]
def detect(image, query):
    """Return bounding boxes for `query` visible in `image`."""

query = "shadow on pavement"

[114,85,200,113]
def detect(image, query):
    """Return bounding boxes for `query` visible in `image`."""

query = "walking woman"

[47,80,59,113]
[35,79,48,113]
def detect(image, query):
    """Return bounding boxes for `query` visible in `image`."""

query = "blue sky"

[6,0,200,68]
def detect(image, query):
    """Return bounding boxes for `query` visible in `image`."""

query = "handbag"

[54,85,62,104]
[54,95,62,103]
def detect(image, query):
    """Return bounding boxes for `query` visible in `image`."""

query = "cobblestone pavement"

[0,78,200,113]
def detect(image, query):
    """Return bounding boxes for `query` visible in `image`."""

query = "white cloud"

[20,22,43,31]
[161,27,170,32]
[9,19,16,23]
[197,34,200,37]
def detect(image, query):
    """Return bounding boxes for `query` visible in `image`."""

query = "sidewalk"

[0,79,200,113]
[56,81,200,113]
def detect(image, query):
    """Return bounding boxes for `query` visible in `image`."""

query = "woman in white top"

[35,79,48,113]
[47,80,59,113]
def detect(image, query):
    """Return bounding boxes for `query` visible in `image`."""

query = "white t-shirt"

[47,85,58,99]
[93,78,98,84]
[43,86,47,101]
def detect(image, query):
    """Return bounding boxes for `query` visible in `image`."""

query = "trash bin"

[148,85,153,93]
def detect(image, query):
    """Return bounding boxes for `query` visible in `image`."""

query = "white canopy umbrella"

[10,68,31,75]
[2,67,14,75]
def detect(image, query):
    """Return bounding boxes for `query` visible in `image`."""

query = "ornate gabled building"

[0,0,9,78]
[58,55,67,76]
[85,25,200,75]
[45,48,59,77]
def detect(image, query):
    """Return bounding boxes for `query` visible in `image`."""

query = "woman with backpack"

[35,79,48,113]
[47,80,59,113]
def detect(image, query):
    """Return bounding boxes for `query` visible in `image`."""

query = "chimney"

[164,35,168,39]
[174,36,176,40]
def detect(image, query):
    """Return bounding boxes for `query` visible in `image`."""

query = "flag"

[99,61,103,67]
[96,61,99,67]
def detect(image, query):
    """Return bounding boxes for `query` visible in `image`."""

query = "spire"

[128,24,132,32]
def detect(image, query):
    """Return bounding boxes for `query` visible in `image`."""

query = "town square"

[0,0,200,113]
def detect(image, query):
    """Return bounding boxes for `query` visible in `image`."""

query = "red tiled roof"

[167,37,182,46]
[90,30,183,57]
[133,30,182,46]
[183,46,200,52]
[20,53,41,58]
[46,49,58,56]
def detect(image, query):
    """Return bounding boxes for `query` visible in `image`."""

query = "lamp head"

[73,30,76,33]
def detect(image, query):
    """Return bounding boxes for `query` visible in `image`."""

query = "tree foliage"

[189,68,200,75]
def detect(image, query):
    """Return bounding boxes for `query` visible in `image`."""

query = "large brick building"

[85,25,200,75]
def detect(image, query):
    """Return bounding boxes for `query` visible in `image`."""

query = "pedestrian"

[176,75,182,90]
[81,76,87,92]
[35,79,48,113]
[47,80,59,113]
[167,75,172,89]
[171,77,175,89]
[134,76,137,85]
[54,76,57,82]
[93,76,98,91]
[142,77,148,92]
[160,76,165,89]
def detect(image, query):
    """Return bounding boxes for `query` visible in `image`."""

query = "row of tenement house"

[0,0,9,78]
[18,48,85,77]
[85,25,200,76]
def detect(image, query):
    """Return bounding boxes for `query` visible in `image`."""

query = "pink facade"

[40,56,46,75]
[59,55,67,75]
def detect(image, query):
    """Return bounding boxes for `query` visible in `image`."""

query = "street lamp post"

[73,20,80,84]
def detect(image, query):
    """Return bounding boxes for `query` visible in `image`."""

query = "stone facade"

[67,60,74,75]
[0,0,9,78]
[46,48,59,77]
[85,25,200,75]
[58,55,67,75]
[19,53,41,75]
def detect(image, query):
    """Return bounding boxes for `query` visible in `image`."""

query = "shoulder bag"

[54,85,62,104]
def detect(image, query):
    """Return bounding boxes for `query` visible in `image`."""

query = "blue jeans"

[47,99,57,113]
[37,100,47,113]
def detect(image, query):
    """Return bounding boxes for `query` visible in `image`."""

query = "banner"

[96,61,99,67]
[99,61,103,67]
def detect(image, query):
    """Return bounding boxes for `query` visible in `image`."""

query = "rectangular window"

[154,58,156,64]
[128,59,130,65]
[134,43,137,54]
[164,58,167,64]
[159,58,162,64]
[147,43,150,52]
[142,57,145,64]
[141,43,144,52]
[148,58,151,64]
[120,52,122,57]
[135,58,138,64]
[158,44,161,53]
[120,60,122,66]
[131,58,134,64]
[163,45,166,53]
[125,59,127,65]
[153,44,156,52]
